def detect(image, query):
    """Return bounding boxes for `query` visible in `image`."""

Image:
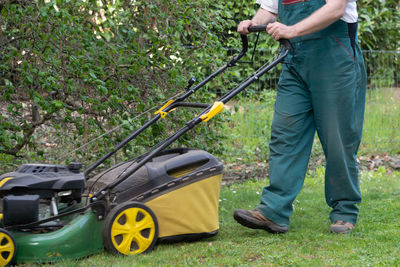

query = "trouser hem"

[256,204,290,227]
[330,214,358,225]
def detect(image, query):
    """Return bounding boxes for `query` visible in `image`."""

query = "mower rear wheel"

[103,202,158,255]
[0,229,16,267]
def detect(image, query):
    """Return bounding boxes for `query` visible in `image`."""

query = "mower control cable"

[84,35,250,177]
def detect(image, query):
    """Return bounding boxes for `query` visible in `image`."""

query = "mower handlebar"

[248,25,267,33]
[247,24,291,51]
[239,34,248,59]
[278,38,291,51]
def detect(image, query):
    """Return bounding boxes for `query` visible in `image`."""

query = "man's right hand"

[237,20,254,35]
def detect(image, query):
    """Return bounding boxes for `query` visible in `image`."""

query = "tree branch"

[2,112,53,156]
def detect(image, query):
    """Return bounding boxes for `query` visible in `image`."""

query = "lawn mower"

[0,26,290,266]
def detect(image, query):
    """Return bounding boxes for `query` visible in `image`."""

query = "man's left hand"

[267,22,298,40]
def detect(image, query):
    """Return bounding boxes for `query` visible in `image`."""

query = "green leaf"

[51,100,64,109]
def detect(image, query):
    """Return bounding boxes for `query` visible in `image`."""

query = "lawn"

[29,167,400,266]
[6,86,400,266]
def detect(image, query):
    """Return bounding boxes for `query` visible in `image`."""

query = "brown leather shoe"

[330,221,355,234]
[233,209,288,233]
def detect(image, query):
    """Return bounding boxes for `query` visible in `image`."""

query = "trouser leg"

[257,64,315,227]
[310,40,366,225]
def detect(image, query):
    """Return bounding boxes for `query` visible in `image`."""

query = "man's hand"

[267,22,298,40]
[237,8,277,35]
[237,20,255,35]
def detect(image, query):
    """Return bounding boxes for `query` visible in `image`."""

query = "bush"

[0,0,234,170]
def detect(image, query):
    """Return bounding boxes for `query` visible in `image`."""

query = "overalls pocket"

[333,36,356,63]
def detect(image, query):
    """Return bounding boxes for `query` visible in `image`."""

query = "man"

[233,0,366,234]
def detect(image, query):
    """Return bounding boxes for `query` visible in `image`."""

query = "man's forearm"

[291,0,347,37]
[267,0,347,40]
[251,8,277,25]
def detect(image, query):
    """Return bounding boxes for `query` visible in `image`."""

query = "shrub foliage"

[0,0,233,167]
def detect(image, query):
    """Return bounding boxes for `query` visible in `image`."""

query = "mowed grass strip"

[33,168,400,267]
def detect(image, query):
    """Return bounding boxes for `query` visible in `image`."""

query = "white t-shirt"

[256,0,358,23]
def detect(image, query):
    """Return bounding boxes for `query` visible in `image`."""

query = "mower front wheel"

[102,202,158,255]
[0,228,16,267]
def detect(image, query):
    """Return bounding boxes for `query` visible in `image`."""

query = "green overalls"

[257,0,367,226]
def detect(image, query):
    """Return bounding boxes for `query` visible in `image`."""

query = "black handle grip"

[248,25,267,32]
[248,24,291,51]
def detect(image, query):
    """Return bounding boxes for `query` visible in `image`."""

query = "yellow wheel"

[103,202,158,255]
[0,229,16,267]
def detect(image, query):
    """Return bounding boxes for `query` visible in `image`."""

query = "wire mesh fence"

[220,49,400,164]
[234,49,400,91]
[362,50,400,155]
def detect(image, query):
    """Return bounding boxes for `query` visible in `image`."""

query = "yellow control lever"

[154,100,174,118]
[200,102,225,122]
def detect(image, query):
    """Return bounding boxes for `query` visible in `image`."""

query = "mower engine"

[0,163,85,228]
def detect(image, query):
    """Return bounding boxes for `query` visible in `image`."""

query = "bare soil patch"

[222,153,400,184]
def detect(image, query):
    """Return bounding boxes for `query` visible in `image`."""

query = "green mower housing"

[0,148,223,265]
[12,211,103,263]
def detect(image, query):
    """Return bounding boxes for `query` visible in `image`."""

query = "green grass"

[221,91,275,163]
[221,87,400,163]
[4,88,399,266]
[362,87,400,155]
[24,168,400,266]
